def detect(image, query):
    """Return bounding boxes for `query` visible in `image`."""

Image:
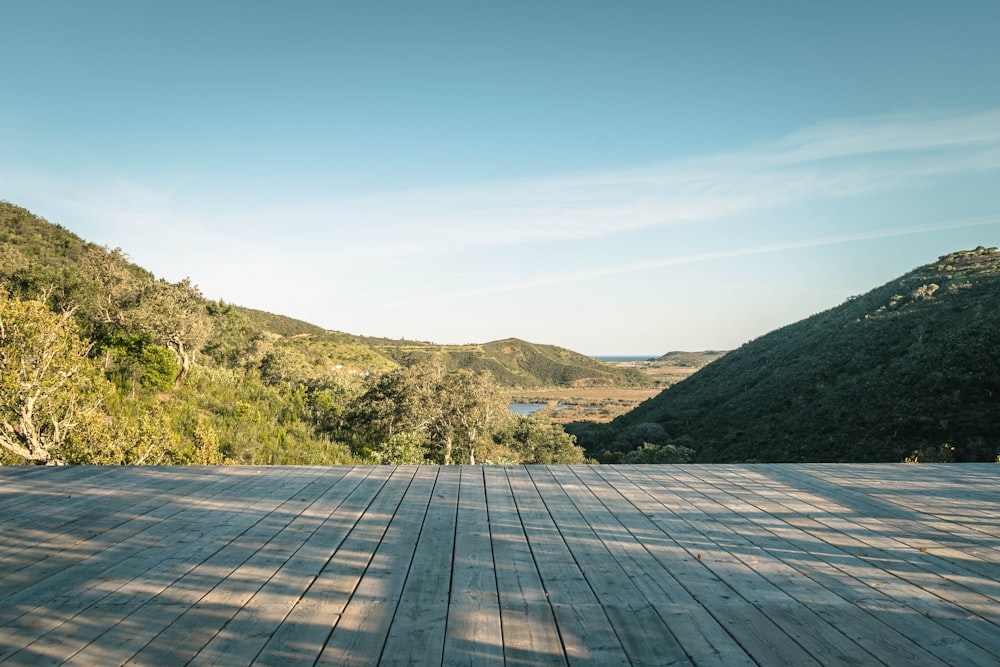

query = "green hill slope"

[357,337,653,388]
[0,201,590,465]
[235,306,327,337]
[597,248,1000,463]
[1,201,647,389]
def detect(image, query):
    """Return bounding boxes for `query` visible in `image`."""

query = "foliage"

[0,294,109,464]
[655,350,728,367]
[493,414,586,464]
[344,360,585,464]
[624,443,696,464]
[904,443,956,463]
[344,361,511,464]
[60,395,178,465]
[202,300,264,368]
[235,306,326,337]
[96,332,178,395]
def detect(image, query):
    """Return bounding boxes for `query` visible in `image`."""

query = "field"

[511,356,719,423]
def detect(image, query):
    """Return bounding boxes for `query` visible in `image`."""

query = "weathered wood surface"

[1,464,997,666]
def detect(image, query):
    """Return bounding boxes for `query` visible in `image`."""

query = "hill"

[364,337,652,388]
[235,306,327,337]
[583,247,1000,463]
[655,350,728,367]
[0,200,591,465]
[1,201,647,389]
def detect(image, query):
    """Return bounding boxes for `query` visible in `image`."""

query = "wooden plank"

[248,466,409,665]
[528,466,693,666]
[485,467,566,666]
[2,467,318,665]
[117,467,336,666]
[378,467,459,667]
[126,467,368,666]
[660,465,953,666]
[442,466,504,666]
[704,464,1000,664]
[0,466,201,575]
[0,467,279,609]
[0,467,305,661]
[744,466,1000,628]
[566,466,756,667]
[315,466,438,666]
[506,468,630,666]
[1,464,998,666]
[591,466,826,667]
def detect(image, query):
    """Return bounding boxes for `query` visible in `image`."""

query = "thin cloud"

[294,108,1000,261]
[387,215,1000,308]
[5,108,1000,275]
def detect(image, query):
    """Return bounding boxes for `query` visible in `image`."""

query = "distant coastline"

[595,355,656,363]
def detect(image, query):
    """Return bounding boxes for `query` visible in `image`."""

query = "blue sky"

[3,1,999,355]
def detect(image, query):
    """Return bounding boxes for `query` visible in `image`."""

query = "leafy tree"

[370,432,428,464]
[0,294,108,464]
[76,246,150,333]
[495,414,586,464]
[344,367,421,445]
[131,279,213,387]
[431,368,508,465]
[202,300,264,368]
[259,347,313,387]
[344,361,511,464]
[60,395,178,465]
[96,332,178,396]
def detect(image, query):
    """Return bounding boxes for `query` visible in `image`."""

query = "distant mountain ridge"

[600,247,1000,462]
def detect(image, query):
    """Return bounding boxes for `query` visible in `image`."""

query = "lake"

[509,403,547,416]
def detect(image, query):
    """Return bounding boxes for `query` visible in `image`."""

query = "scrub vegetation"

[4,200,997,466]
[573,247,1000,463]
[0,202,585,465]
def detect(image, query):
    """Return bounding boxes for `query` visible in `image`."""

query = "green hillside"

[235,306,327,337]
[365,337,652,388]
[582,247,1000,463]
[0,201,589,466]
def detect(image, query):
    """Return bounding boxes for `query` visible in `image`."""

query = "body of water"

[595,355,657,362]
[509,403,547,416]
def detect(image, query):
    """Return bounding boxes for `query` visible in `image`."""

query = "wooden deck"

[1,464,998,666]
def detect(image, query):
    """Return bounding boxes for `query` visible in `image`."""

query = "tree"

[77,248,212,388]
[131,279,213,388]
[435,369,508,465]
[344,367,421,445]
[76,246,150,331]
[259,347,313,387]
[344,361,510,464]
[495,414,586,464]
[0,294,108,464]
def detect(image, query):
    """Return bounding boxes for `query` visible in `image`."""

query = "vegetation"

[576,248,1000,463]
[7,200,996,467]
[0,201,586,465]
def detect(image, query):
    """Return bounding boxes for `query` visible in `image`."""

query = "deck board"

[0,464,997,666]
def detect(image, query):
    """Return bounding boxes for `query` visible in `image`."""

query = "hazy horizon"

[3,2,999,355]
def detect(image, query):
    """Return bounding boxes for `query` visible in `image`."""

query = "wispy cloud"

[5,109,1000,281]
[387,215,1000,307]
[292,108,1000,260]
